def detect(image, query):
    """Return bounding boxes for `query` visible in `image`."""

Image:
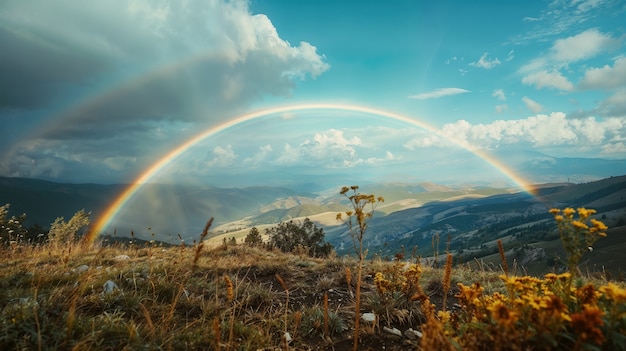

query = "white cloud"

[244,144,273,166]
[408,88,470,100]
[506,50,515,62]
[492,89,506,101]
[522,70,574,91]
[602,142,626,154]
[551,28,617,63]
[600,89,626,116]
[206,145,237,167]
[579,57,626,90]
[405,113,625,152]
[470,52,501,69]
[522,96,544,113]
[511,1,621,44]
[272,129,402,169]
[519,29,618,93]
[495,104,509,113]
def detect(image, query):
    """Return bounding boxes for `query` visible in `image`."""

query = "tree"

[267,218,333,258]
[244,227,263,246]
[48,209,91,248]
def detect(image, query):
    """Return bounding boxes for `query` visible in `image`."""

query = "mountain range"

[1,174,625,275]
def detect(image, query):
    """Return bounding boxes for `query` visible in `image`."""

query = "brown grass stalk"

[193,218,213,270]
[497,239,508,277]
[212,317,221,351]
[139,303,155,338]
[442,253,453,311]
[323,292,329,338]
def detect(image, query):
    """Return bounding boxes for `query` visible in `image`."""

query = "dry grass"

[1,237,624,350]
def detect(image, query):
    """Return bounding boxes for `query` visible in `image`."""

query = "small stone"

[103,280,119,294]
[283,332,292,344]
[383,326,402,337]
[362,312,376,323]
[404,328,423,340]
[115,254,130,261]
[74,264,89,273]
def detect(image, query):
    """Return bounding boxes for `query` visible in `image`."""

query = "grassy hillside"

[1,235,624,350]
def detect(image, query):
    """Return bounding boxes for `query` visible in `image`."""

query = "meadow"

[1,201,625,350]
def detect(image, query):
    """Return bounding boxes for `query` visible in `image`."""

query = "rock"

[362,312,376,323]
[404,328,423,340]
[115,255,130,261]
[283,332,292,344]
[383,326,402,337]
[74,264,89,273]
[103,280,119,294]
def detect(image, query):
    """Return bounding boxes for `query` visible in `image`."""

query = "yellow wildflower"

[489,301,518,327]
[590,218,608,231]
[577,208,596,221]
[544,273,558,283]
[563,207,576,218]
[456,282,483,305]
[572,220,588,230]
[575,284,599,306]
[549,208,561,215]
[599,282,626,303]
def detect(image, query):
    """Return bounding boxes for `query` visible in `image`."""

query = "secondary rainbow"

[86,103,536,245]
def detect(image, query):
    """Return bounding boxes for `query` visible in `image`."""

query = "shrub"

[266,218,333,258]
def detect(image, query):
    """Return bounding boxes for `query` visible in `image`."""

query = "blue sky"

[1,0,625,188]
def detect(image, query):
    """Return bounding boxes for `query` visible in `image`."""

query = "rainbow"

[85,103,536,245]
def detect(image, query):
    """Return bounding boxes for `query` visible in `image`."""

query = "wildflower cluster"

[371,261,426,326]
[417,209,623,351]
[374,261,424,299]
[434,273,626,350]
[549,207,607,278]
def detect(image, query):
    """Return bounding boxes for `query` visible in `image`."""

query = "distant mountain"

[4,174,625,276]
[325,175,626,275]
[0,177,121,227]
[0,177,316,242]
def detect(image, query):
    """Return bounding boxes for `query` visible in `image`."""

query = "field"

[1,222,625,350]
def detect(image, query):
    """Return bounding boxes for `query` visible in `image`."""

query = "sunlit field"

[2,198,625,350]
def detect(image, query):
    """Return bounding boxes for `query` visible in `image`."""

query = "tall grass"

[0,204,624,350]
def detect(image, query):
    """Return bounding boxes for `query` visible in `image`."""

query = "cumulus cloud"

[519,29,618,93]
[272,129,399,169]
[0,0,329,181]
[405,113,626,155]
[523,96,544,113]
[244,144,273,166]
[579,57,626,90]
[522,70,574,91]
[206,145,237,168]
[408,88,470,100]
[550,28,617,63]
[470,52,501,69]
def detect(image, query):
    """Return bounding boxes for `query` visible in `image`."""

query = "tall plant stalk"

[337,186,383,351]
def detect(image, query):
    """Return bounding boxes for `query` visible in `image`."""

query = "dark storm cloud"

[0,0,329,182]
